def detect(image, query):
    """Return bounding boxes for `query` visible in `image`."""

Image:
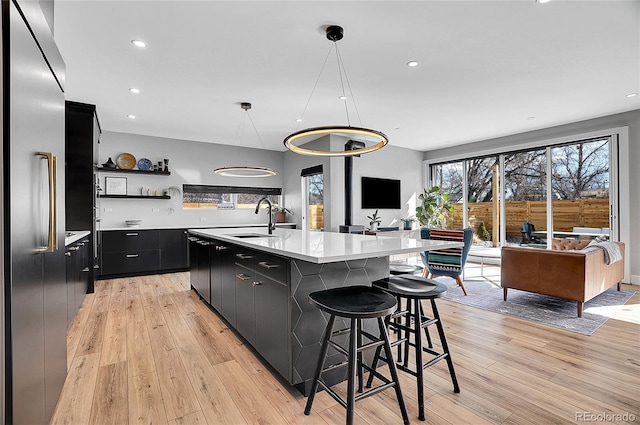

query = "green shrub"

[477,221,491,241]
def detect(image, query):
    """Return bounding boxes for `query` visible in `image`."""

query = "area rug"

[436,278,635,335]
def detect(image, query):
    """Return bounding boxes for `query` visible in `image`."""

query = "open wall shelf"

[96,167,171,176]
[98,195,171,200]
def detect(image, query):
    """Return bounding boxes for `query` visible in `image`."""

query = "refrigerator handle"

[35,152,57,253]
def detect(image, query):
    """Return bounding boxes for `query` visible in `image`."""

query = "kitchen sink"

[230,233,277,239]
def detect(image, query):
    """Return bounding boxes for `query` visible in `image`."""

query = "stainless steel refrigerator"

[3,0,67,423]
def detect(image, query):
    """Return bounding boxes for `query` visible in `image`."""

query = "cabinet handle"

[258,261,278,269]
[236,273,251,281]
[82,268,90,272]
[126,254,139,258]
[93,265,100,269]
[69,246,80,251]
[217,246,228,251]
[126,233,139,236]
[187,237,198,241]
[252,281,262,287]
[81,239,90,243]
[198,241,210,246]
[65,252,71,257]
[236,253,253,259]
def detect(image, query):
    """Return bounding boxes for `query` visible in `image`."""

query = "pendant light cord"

[295,44,334,131]
[335,44,363,131]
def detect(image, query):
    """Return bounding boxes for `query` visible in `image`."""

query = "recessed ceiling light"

[626,93,638,98]
[295,118,302,123]
[526,116,536,120]
[127,115,136,119]
[131,39,147,48]
[537,0,551,3]
[129,88,140,94]
[407,61,419,67]
[338,95,347,100]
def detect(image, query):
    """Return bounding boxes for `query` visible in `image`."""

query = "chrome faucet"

[255,197,275,234]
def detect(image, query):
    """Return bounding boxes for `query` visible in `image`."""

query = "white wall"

[423,109,640,284]
[97,131,285,229]
[283,135,424,232]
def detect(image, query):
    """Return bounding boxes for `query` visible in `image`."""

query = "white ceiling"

[54,0,640,153]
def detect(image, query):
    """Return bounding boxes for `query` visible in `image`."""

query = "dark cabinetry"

[160,229,189,270]
[65,101,100,293]
[189,236,211,304]
[233,247,290,379]
[100,229,189,277]
[65,238,90,329]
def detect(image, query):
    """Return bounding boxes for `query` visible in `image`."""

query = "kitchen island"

[188,227,463,394]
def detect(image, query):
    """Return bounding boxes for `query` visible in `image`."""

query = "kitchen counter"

[100,222,296,231]
[64,230,90,246]
[189,227,462,264]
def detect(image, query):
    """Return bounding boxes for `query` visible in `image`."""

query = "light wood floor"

[50,272,640,425]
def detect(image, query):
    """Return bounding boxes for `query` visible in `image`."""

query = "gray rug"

[436,278,635,335]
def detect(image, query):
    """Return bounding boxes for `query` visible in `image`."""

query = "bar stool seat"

[370,274,460,421]
[304,286,410,425]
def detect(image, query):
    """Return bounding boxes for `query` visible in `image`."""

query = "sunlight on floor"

[584,303,640,324]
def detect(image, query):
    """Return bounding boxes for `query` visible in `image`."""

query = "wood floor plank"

[213,360,288,424]
[167,410,208,425]
[128,371,169,425]
[178,345,247,424]
[149,337,201,421]
[75,309,108,356]
[100,309,127,366]
[126,295,156,378]
[157,293,199,348]
[184,314,235,365]
[66,292,96,369]
[88,361,128,425]
[50,353,101,425]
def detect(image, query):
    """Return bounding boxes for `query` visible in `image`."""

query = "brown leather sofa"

[501,239,625,317]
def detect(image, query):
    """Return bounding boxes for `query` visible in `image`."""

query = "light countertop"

[188,228,463,264]
[65,230,90,246]
[100,223,296,231]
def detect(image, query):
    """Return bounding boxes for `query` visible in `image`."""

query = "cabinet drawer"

[234,247,256,268]
[101,230,160,253]
[254,252,289,284]
[101,249,161,275]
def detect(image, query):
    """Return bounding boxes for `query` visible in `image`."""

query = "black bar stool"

[369,274,460,421]
[304,285,410,425]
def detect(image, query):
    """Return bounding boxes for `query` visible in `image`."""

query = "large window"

[428,137,613,247]
[182,184,281,209]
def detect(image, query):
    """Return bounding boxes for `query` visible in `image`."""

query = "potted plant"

[415,186,453,228]
[401,216,416,230]
[367,209,382,231]
[272,205,292,223]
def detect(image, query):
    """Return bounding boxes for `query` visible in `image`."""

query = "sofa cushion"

[552,238,590,251]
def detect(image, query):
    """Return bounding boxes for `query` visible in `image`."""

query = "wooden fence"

[448,198,609,239]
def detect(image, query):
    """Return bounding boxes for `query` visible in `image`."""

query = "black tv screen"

[361,177,401,209]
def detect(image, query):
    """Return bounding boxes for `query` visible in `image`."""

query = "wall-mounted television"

[361,177,401,209]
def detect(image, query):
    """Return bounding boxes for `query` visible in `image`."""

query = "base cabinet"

[65,238,90,329]
[189,236,211,304]
[100,229,189,277]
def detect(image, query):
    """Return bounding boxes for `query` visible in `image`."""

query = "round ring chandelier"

[284,126,388,157]
[283,25,388,157]
[214,103,276,177]
[213,166,276,177]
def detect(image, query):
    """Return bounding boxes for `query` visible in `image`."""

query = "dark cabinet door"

[160,229,189,270]
[189,238,211,304]
[220,244,236,326]
[234,263,255,346]
[77,239,90,313]
[255,275,290,380]
[102,230,160,252]
[209,242,223,311]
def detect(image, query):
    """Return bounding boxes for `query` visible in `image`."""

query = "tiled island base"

[290,256,389,395]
